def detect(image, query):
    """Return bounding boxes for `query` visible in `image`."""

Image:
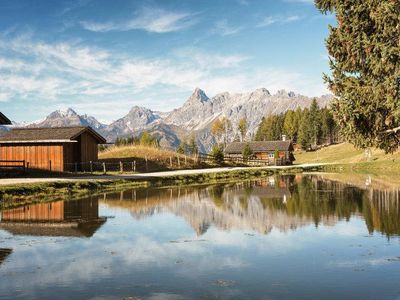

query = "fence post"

[49,160,52,172]
[23,160,26,173]
[134,160,136,172]
[120,161,123,173]
[74,162,78,173]
[90,161,93,174]
[103,162,106,174]
[170,157,172,168]
[185,156,187,166]
[177,156,180,168]
[145,156,148,171]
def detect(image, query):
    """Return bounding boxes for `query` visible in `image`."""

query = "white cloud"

[81,7,196,33]
[212,20,243,36]
[257,15,301,27]
[0,35,327,121]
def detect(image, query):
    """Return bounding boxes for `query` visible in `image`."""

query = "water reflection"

[102,175,400,237]
[0,197,106,237]
[0,248,12,266]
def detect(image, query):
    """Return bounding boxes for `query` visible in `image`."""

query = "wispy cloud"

[257,15,301,27]
[0,34,327,121]
[212,20,243,36]
[81,7,196,33]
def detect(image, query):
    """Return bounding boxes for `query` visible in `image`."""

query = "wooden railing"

[0,160,26,172]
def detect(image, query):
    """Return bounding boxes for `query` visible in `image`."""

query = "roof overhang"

[0,140,77,144]
[0,112,11,125]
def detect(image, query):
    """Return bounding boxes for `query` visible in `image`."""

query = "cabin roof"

[0,112,11,125]
[0,126,106,144]
[224,141,293,154]
[0,219,107,237]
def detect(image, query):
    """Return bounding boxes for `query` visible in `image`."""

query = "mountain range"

[1,88,332,152]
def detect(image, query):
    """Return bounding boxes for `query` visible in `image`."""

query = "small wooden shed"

[0,112,11,125]
[0,126,106,172]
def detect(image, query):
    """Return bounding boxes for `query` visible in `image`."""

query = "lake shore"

[0,164,325,208]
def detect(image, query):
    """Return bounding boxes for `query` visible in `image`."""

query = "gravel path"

[0,163,328,186]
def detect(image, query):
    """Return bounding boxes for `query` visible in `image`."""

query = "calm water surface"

[1,175,400,300]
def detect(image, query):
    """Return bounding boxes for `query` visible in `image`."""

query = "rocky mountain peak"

[187,88,209,104]
[252,88,271,97]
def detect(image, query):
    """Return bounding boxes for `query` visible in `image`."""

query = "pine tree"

[316,0,400,152]
[242,143,253,161]
[309,98,322,146]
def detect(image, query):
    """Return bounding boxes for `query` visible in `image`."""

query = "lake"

[1,174,400,300]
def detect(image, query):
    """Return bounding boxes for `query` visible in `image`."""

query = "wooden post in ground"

[134,161,136,172]
[103,162,106,174]
[170,157,172,168]
[120,161,123,173]
[49,160,52,172]
[185,156,187,166]
[177,156,180,168]
[145,156,148,171]
[90,161,93,174]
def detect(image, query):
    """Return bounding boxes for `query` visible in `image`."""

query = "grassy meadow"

[295,143,400,173]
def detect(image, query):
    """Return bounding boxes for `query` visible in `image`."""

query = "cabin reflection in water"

[0,248,12,267]
[0,198,106,237]
[101,175,400,237]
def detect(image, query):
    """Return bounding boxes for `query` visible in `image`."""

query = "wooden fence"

[0,160,26,172]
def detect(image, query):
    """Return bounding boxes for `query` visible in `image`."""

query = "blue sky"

[0,0,334,123]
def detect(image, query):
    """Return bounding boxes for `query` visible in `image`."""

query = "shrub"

[210,145,224,165]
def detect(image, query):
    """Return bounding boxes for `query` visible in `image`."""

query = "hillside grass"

[295,142,400,172]
[99,145,209,172]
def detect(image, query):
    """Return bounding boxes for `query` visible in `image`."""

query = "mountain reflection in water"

[102,175,400,237]
[1,175,400,300]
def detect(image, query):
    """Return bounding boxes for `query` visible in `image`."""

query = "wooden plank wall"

[0,143,64,172]
[80,132,98,170]
[1,201,65,221]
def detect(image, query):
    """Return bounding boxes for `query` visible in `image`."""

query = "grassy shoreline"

[0,166,320,209]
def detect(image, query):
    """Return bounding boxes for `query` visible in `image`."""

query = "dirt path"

[0,163,328,186]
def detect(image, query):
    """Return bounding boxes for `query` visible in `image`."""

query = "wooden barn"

[0,126,106,172]
[0,197,106,237]
[224,140,295,165]
[0,112,11,125]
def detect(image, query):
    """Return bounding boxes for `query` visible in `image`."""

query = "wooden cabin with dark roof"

[0,112,11,125]
[0,126,106,172]
[224,140,295,165]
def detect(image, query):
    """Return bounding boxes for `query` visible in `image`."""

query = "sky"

[0,0,334,123]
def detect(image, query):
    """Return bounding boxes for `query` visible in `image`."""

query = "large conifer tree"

[316,0,400,152]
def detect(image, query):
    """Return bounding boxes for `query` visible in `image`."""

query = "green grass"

[295,143,400,172]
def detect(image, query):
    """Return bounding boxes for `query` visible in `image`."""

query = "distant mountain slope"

[29,108,107,131]
[12,88,333,152]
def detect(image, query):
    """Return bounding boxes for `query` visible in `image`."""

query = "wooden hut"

[0,126,106,172]
[0,112,11,125]
[0,197,106,237]
[224,140,295,165]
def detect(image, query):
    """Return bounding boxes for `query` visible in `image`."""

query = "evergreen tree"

[309,98,322,145]
[298,108,313,149]
[242,143,253,161]
[316,0,400,152]
[210,145,224,165]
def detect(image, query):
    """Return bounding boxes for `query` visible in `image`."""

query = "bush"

[210,145,224,165]
[242,143,253,161]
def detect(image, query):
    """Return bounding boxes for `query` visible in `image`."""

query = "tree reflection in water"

[100,175,400,238]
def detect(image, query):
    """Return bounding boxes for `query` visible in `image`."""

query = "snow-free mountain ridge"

[2,88,332,152]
